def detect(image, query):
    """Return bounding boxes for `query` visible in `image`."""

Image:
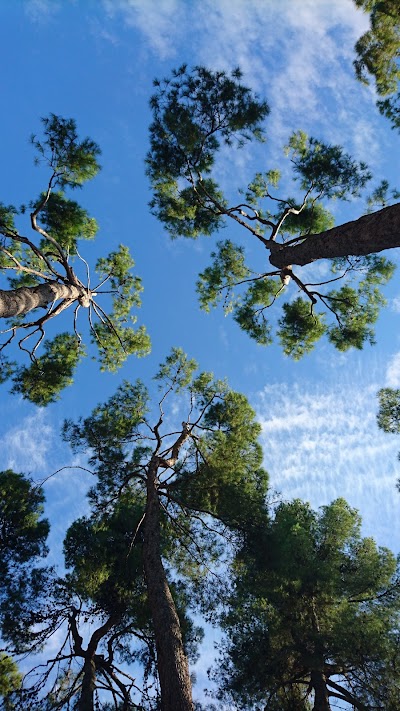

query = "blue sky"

[1,0,400,704]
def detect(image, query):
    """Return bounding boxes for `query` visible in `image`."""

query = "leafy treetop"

[213,497,400,710]
[0,115,150,406]
[354,0,400,131]
[148,66,398,359]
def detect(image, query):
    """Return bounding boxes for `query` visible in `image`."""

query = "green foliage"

[377,387,400,433]
[234,278,280,346]
[197,240,250,312]
[286,130,372,198]
[0,654,22,703]
[367,178,400,211]
[147,64,269,238]
[92,245,151,369]
[148,65,392,357]
[154,346,198,390]
[0,470,49,577]
[354,0,400,130]
[0,357,16,385]
[0,204,17,233]
[0,116,150,404]
[31,113,101,188]
[34,190,98,253]
[213,498,400,709]
[150,177,226,239]
[63,348,269,546]
[327,255,394,350]
[92,322,150,371]
[63,379,149,462]
[11,333,84,406]
[64,497,148,617]
[277,298,326,358]
[277,199,335,235]
[0,471,51,654]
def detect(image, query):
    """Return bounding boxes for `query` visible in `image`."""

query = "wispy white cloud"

[256,375,400,550]
[24,0,63,22]
[385,352,400,388]
[0,410,54,475]
[100,0,376,170]
[102,0,185,59]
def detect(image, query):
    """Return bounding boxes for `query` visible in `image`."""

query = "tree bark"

[0,281,86,318]
[143,457,194,711]
[269,202,400,268]
[78,657,96,711]
[311,670,331,711]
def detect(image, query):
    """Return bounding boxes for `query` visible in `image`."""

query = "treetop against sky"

[0,0,400,707]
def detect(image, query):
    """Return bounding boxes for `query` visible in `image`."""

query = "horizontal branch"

[0,281,90,319]
[269,203,400,268]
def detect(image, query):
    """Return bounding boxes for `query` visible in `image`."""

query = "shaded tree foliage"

[0,115,150,405]
[7,498,168,710]
[377,386,400,490]
[61,348,269,711]
[212,498,400,711]
[147,65,399,357]
[354,0,400,131]
[0,471,50,707]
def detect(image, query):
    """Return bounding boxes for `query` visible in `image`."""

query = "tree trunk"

[143,457,194,711]
[0,281,84,318]
[78,656,96,711]
[269,202,400,269]
[311,670,331,711]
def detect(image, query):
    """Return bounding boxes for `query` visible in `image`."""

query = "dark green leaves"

[63,379,149,459]
[354,0,400,130]
[31,114,101,188]
[0,470,49,576]
[34,191,98,253]
[148,65,269,239]
[197,240,250,312]
[286,130,372,199]
[149,65,269,178]
[11,334,84,406]
[277,298,326,359]
[377,387,400,433]
[214,498,400,709]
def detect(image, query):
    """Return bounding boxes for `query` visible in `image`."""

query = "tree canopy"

[0,115,150,406]
[354,0,400,131]
[212,498,400,710]
[1,10,400,710]
[147,65,399,358]
[3,349,269,710]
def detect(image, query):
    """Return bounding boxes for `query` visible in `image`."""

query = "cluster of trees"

[1,1,400,709]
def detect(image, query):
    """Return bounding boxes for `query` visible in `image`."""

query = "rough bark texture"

[0,281,84,318]
[143,458,194,711]
[311,670,331,711]
[269,202,400,269]
[78,657,96,711]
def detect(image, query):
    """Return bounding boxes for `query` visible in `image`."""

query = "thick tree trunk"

[269,202,400,269]
[0,281,85,318]
[143,458,194,711]
[78,657,96,711]
[311,670,331,711]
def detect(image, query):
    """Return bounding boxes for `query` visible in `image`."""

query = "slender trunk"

[269,202,400,269]
[0,281,85,318]
[78,656,96,711]
[143,458,194,711]
[311,669,331,711]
